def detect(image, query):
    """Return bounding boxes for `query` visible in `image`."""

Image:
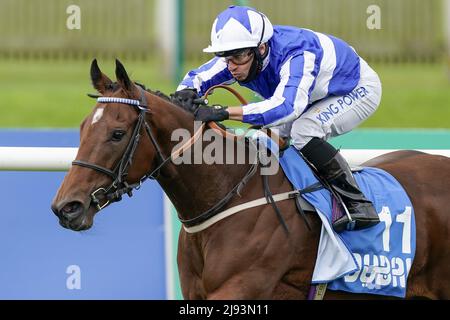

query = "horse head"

[51,59,188,231]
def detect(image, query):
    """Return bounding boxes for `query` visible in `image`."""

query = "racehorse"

[51,59,450,299]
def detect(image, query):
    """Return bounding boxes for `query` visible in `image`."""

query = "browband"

[97,97,141,106]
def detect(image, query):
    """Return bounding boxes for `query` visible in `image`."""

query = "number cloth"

[279,146,416,298]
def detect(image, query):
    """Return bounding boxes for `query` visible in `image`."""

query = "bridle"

[72,84,259,219]
[73,86,171,210]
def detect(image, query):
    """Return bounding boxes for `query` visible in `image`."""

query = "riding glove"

[172,88,203,112]
[194,105,229,122]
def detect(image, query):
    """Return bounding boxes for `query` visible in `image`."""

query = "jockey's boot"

[300,138,380,232]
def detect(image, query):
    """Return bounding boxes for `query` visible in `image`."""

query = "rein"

[198,85,313,234]
[203,85,288,150]
[178,144,260,228]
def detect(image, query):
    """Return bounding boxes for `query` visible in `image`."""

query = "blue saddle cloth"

[279,146,416,298]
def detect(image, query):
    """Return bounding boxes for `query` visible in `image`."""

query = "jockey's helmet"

[203,5,273,56]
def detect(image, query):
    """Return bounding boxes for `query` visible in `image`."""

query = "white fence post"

[0,147,77,171]
[155,0,177,80]
[445,0,450,77]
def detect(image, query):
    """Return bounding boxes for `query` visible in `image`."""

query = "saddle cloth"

[276,146,417,298]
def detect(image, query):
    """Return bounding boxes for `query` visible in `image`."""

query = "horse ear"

[90,59,113,94]
[115,59,134,93]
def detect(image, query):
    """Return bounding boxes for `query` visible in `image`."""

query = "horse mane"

[134,82,188,111]
[89,81,230,131]
[88,81,187,111]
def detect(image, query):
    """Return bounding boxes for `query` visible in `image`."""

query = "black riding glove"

[173,88,199,100]
[172,88,203,112]
[194,105,229,122]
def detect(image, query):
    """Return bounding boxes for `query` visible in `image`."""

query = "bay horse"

[51,59,450,299]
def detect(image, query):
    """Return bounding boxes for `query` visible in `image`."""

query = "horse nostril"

[59,201,83,221]
[51,203,60,217]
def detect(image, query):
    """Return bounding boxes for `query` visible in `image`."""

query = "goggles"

[216,48,254,65]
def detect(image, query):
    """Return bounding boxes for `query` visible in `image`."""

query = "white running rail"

[0,147,449,171]
[0,147,78,171]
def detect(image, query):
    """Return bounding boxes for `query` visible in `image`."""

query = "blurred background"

[1,0,449,128]
[0,0,449,300]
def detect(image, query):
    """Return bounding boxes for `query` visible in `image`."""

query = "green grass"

[1,59,449,128]
[0,59,173,127]
[363,63,450,128]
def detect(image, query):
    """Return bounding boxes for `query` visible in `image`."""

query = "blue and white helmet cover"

[203,5,274,54]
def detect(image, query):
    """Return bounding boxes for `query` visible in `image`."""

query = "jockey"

[174,5,381,233]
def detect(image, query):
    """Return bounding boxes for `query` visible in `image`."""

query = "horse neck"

[148,96,254,221]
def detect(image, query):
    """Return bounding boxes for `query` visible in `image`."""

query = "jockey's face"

[225,44,266,82]
[225,49,254,81]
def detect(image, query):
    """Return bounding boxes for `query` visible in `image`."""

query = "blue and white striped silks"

[178,26,361,127]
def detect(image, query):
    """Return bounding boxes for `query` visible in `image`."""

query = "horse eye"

[111,130,126,142]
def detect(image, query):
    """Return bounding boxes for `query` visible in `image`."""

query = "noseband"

[72,86,171,210]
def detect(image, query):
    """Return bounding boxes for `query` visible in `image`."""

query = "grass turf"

[0,59,449,128]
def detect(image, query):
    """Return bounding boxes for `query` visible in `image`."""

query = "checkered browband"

[97,97,141,106]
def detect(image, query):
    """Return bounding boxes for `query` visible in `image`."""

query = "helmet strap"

[240,48,261,83]
[239,12,267,84]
